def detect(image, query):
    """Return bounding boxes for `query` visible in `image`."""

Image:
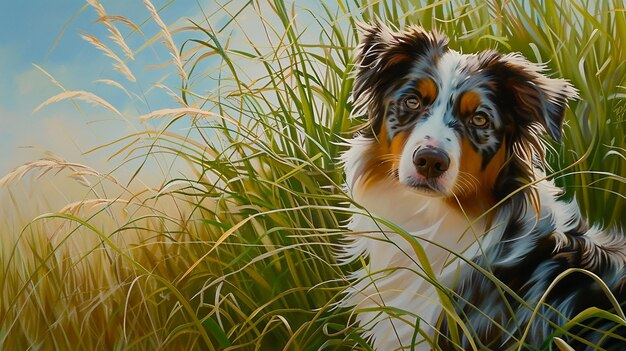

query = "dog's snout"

[413,146,450,179]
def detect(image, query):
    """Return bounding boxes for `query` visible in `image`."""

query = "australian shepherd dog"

[339,22,626,350]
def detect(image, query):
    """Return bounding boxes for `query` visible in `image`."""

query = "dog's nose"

[413,146,450,179]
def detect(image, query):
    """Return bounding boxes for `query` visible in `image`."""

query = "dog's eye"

[404,96,421,110]
[469,113,489,128]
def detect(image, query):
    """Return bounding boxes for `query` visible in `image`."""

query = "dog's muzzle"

[413,146,450,179]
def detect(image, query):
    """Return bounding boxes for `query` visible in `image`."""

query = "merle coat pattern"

[339,22,626,351]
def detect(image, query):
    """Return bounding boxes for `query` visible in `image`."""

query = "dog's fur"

[339,22,626,350]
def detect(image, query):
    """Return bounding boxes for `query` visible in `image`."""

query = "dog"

[339,22,626,350]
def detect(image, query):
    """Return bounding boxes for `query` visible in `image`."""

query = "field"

[1,0,625,350]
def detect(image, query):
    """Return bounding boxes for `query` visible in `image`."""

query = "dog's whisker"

[454,173,478,197]
[458,171,480,187]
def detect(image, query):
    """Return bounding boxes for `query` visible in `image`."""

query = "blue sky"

[0,0,328,180]
[0,1,219,177]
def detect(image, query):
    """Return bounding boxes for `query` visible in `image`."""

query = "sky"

[0,0,338,193]
[0,0,276,179]
[0,0,186,178]
[0,0,330,180]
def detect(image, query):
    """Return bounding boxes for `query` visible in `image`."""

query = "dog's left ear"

[496,54,578,143]
[352,22,448,135]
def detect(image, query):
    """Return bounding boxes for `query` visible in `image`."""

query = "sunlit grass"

[1,0,624,350]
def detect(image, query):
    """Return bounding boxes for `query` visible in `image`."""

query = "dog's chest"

[342,180,485,350]
[347,179,482,268]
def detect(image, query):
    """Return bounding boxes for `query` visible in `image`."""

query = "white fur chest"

[339,140,484,350]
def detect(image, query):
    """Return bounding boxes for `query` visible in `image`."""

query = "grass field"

[1,0,625,350]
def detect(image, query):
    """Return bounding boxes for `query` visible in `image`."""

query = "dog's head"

[352,22,577,208]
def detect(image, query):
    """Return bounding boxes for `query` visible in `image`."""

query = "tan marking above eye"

[459,91,481,116]
[415,79,437,104]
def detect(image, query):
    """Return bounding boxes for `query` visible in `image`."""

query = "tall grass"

[1,0,624,350]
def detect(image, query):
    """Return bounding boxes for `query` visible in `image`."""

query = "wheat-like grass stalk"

[33,90,122,116]
[139,107,233,124]
[0,155,118,188]
[86,0,135,60]
[143,0,187,82]
[94,79,132,98]
[95,15,143,37]
[32,63,66,91]
[58,198,130,216]
[81,33,136,82]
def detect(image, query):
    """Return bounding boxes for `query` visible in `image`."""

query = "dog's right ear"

[352,21,448,135]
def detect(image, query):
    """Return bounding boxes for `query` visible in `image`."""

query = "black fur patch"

[438,195,626,350]
[352,22,448,137]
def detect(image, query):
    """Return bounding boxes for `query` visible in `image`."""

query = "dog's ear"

[352,21,448,135]
[494,54,578,143]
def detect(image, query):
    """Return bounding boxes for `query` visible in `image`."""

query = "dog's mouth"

[402,176,448,196]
